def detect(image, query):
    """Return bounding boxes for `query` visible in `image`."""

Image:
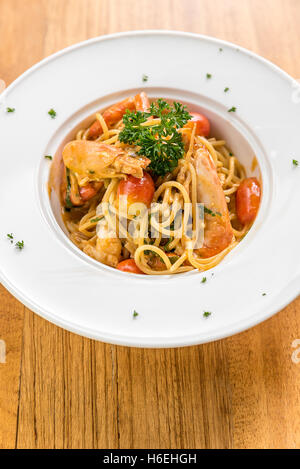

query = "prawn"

[134,91,150,112]
[193,145,234,258]
[87,92,150,139]
[83,221,122,268]
[63,141,150,179]
[62,141,150,206]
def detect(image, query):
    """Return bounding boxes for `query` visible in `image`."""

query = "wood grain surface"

[0,0,300,449]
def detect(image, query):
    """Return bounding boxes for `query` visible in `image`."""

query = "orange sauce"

[251,155,258,172]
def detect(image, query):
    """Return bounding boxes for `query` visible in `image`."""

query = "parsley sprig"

[119,99,192,176]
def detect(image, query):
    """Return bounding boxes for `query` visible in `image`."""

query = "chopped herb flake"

[7,233,14,243]
[48,109,57,119]
[65,167,73,209]
[15,240,24,250]
[201,277,207,284]
[204,206,222,217]
[142,74,148,82]
[133,310,139,319]
[228,106,237,113]
[262,293,267,296]
[219,48,223,52]
[224,87,229,92]
[229,152,233,156]
[292,159,299,166]
[90,217,101,223]
[206,73,212,79]
[163,237,174,251]
[169,255,179,265]
[203,311,212,318]
[44,155,52,160]
[6,107,15,113]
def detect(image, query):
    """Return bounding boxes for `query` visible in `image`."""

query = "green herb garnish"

[119,99,192,176]
[7,233,14,243]
[204,207,222,217]
[228,106,236,113]
[229,152,233,156]
[89,170,95,174]
[203,311,212,318]
[90,217,101,223]
[224,87,229,92]
[6,107,15,113]
[219,48,223,52]
[142,74,149,82]
[65,168,73,209]
[168,255,179,265]
[262,293,267,296]
[15,240,24,250]
[201,277,207,284]
[44,155,52,160]
[292,159,299,166]
[163,237,174,251]
[206,73,212,79]
[48,108,57,119]
[133,310,139,319]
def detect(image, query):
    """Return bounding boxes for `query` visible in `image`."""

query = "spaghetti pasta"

[51,94,261,275]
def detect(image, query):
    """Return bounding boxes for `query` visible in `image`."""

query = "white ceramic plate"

[1,31,299,347]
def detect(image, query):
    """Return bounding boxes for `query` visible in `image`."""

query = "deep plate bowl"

[0,31,299,347]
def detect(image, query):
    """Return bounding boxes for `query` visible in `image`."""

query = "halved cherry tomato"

[116,259,144,274]
[184,112,210,137]
[117,172,155,208]
[236,177,261,225]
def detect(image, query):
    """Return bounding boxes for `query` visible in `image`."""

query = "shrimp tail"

[134,92,150,112]
[87,93,150,139]
[87,96,136,139]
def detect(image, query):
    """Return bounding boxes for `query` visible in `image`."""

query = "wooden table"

[0,0,300,449]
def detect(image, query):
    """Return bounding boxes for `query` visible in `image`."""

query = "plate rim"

[1,268,299,347]
[1,29,298,101]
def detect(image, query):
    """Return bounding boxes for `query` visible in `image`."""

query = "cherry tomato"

[184,112,210,137]
[236,177,261,225]
[117,172,155,208]
[116,259,144,274]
